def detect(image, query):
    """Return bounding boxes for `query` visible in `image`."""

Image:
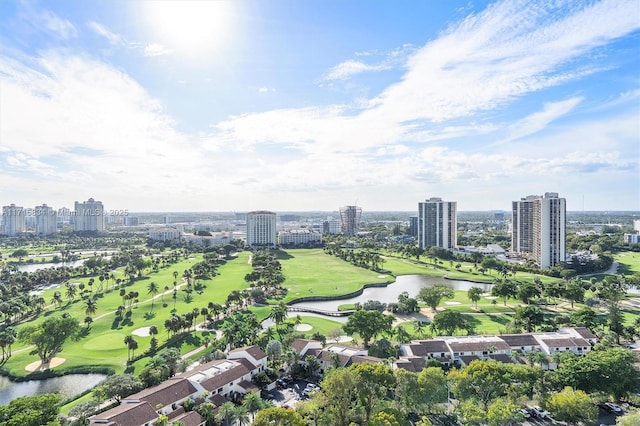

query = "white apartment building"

[512,192,566,269]
[35,204,57,235]
[417,197,457,250]
[278,229,323,246]
[322,218,342,234]
[1,204,26,236]
[73,198,105,232]
[246,210,277,248]
[148,227,182,242]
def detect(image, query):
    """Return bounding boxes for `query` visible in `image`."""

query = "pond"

[0,373,108,406]
[16,259,88,273]
[290,274,493,312]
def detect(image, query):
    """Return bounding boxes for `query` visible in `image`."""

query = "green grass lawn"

[3,252,254,378]
[275,249,392,303]
[615,251,640,275]
[284,316,344,338]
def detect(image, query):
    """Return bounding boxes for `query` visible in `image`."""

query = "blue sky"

[1,0,639,212]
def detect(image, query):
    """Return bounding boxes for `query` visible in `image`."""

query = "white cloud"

[495,97,583,145]
[87,21,123,45]
[37,10,78,39]
[258,86,276,93]
[144,43,172,57]
[323,44,416,81]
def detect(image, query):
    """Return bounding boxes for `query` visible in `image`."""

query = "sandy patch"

[484,296,498,300]
[445,301,461,305]
[378,275,388,278]
[328,336,354,343]
[295,324,313,332]
[132,327,151,337]
[25,357,66,372]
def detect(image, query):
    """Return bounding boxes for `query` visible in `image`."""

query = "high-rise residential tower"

[246,210,277,248]
[35,204,57,235]
[73,198,105,232]
[417,197,457,250]
[339,205,362,236]
[512,192,566,269]
[1,204,26,236]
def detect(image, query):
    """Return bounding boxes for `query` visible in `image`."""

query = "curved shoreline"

[0,365,114,382]
[443,274,495,285]
[286,280,393,306]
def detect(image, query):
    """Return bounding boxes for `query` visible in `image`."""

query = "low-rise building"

[277,229,323,246]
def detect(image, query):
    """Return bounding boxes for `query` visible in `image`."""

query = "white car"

[531,406,551,419]
[603,402,623,413]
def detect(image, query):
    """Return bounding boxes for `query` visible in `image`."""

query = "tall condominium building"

[35,204,57,235]
[512,192,566,269]
[73,198,105,232]
[339,205,362,236]
[246,210,277,248]
[409,216,419,237]
[417,197,457,250]
[1,204,26,236]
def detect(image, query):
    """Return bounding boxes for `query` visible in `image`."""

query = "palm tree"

[242,391,263,421]
[217,401,236,426]
[234,406,250,426]
[414,320,426,337]
[85,298,98,317]
[84,316,93,328]
[124,335,134,360]
[147,281,159,312]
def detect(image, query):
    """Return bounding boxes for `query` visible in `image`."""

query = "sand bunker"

[132,327,151,337]
[444,301,462,305]
[484,296,498,300]
[295,324,313,332]
[25,357,66,372]
[378,275,388,278]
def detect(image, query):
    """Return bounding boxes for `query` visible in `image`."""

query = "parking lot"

[263,377,319,409]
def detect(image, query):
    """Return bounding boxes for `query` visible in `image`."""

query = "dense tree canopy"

[17,315,80,363]
[0,393,61,426]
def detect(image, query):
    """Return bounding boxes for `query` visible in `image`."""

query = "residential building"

[73,198,105,232]
[184,232,233,247]
[395,327,597,372]
[277,229,323,246]
[123,216,139,226]
[1,204,26,236]
[89,401,157,426]
[122,378,198,416]
[512,192,566,269]
[35,204,57,235]
[149,227,182,242]
[624,233,640,244]
[339,205,362,236]
[246,210,277,248]
[89,345,264,426]
[409,216,418,237]
[417,197,457,250]
[322,218,342,234]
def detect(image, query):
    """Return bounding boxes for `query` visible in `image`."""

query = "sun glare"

[143,1,236,64]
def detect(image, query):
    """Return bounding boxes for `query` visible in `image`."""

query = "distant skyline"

[1,0,639,212]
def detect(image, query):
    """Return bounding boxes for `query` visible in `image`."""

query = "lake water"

[291,274,493,312]
[16,256,111,273]
[0,373,107,406]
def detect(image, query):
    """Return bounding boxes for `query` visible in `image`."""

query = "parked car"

[602,402,623,413]
[519,408,531,419]
[531,406,550,419]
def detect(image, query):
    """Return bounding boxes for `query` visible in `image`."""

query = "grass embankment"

[2,252,254,378]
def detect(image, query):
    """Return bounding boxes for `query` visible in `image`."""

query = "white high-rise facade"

[417,197,457,250]
[512,192,566,269]
[35,204,57,235]
[246,211,277,248]
[1,204,26,236]
[73,198,105,232]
